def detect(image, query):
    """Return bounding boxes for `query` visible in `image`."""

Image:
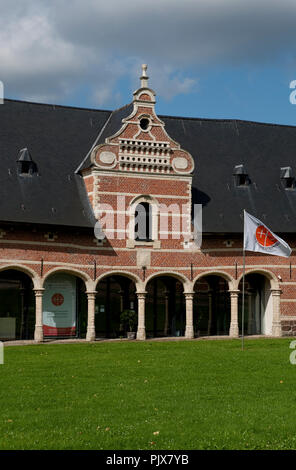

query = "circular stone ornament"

[172,157,189,171]
[99,151,116,165]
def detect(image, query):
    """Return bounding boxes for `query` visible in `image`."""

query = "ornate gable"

[91,65,194,176]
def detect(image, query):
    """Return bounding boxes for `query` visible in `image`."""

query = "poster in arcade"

[43,273,77,337]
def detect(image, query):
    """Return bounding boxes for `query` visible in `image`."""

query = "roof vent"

[233,164,250,187]
[17,148,38,176]
[280,166,295,189]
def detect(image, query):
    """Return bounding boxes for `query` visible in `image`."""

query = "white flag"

[243,210,292,258]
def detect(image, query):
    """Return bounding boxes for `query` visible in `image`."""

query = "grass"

[0,338,296,450]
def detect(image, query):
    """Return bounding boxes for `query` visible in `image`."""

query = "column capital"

[229,289,240,297]
[33,288,45,296]
[184,291,195,299]
[270,288,282,296]
[136,291,147,298]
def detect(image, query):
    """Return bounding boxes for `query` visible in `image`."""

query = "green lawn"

[0,338,296,450]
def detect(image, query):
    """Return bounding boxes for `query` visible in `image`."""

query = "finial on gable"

[140,64,149,88]
[133,63,155,104]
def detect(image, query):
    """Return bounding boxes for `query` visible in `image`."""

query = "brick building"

[0,65,295,342]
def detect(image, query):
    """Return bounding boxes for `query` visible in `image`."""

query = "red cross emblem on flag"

[244,210,292,257]
[51,293,64,306]
[255,225,277,247]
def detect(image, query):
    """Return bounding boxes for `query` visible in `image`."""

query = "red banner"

[43,325,76,337]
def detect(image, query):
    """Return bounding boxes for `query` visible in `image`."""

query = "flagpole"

[241,208,246,351]
[242,247,246,351]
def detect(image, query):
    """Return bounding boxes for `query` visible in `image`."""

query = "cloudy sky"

[1,0,296,124]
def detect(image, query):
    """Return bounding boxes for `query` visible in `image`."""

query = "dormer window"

[17,148,37,176]
[233,164,250,187]
[280,167,295,189]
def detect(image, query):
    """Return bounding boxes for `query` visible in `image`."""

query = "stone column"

[271,288,282,337]
[137,292,146,340]
[185,292,195,339]
[229,289,240,337]
[86,291,97,342]
[34,288,45,343]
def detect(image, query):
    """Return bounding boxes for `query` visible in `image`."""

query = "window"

[19,161,32,175]
[17,148,37,176]
[280,167,295,189]
[127,195,161,248]
[233,164,250,187]
[134,202,152,241]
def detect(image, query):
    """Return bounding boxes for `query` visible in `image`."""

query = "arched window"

[127,195,160,249]
[135,202,152,241]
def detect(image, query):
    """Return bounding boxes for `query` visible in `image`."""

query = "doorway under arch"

[95,275,137,338]
[0,269,35,340]
[145,275,185,337]
[193,275,231,336]
[43,272,87,339]
[238,272,273,335]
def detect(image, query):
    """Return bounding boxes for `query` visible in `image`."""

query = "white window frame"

[127,195,160,249]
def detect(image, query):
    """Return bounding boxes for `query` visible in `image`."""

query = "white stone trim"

[128,194,160,247]
[96,190,189,200]
[91,168,191,182]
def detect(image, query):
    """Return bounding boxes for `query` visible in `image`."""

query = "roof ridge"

[159,113,296,129]
[3,97,296,129]
[3,97,112,114]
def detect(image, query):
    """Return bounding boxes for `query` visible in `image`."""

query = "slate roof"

[163,115,296,233]
[1,98,296,233]
[0,99,111,228]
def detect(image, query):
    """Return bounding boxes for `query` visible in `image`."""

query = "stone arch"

[130,193,159,209]
[0,263,41,289]
[95,270,143,291]
[145,270,191,291]
[193,270,236,291]
[237,268,280,336]
[42,267,94,291]
[236,268,280,291]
